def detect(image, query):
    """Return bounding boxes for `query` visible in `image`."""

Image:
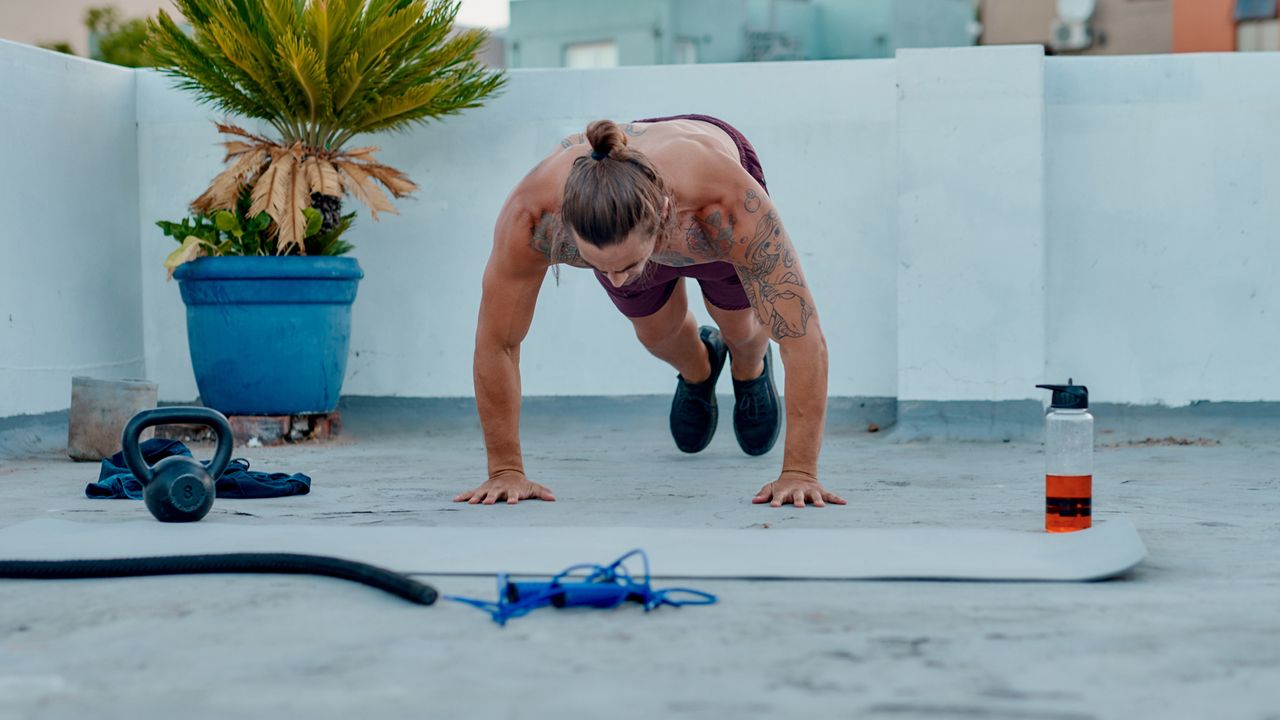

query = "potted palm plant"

[147,0,504,415]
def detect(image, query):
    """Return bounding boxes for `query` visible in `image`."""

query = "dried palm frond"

[192,145,268,213]
[359,161,418,198]
[194,124,419,251]
[334,159,396,221]
[303,156,342,197]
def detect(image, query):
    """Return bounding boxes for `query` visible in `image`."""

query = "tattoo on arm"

[530,212,589,268]
[744,190,761,213]
[737,209,814,339]
[560,134,586,149]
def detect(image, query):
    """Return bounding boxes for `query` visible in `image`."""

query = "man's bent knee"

[630,286,691,350]
[709,306,765,346]
[632,308,690,350]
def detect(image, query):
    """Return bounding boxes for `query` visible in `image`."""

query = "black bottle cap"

[1036,378,1088,409]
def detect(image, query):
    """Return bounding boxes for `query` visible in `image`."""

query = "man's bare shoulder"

[493,193,584,269]
[494,143,586,267]
[528,210,589,268]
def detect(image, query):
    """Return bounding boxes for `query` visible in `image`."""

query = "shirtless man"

[456,115,845,509]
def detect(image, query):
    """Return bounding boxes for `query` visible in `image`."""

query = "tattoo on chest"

[686,211,736,258]
[530,213,589,268]
[650,250,698,267]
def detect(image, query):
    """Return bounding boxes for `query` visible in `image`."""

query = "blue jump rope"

[445,549,717,625]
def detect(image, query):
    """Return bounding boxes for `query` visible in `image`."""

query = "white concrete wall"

[1046,53,1280,406]
[136,59,901,402]
[4,41,1280,417]
[0,41,144,418]
[897,46,1046,403]
[891,48,1280,408]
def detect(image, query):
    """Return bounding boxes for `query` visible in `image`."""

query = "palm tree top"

[146,0,506,151]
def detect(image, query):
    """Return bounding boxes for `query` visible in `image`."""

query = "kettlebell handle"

[121,407,234,486]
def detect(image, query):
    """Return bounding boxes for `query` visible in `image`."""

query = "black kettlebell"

[121,407,234,523]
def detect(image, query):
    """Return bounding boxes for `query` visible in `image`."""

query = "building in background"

[1173,0,1279,52]
[979,0,1172,55]
[1173,0,1238,51]
[505,0,977,69]
[980,0,1279,55]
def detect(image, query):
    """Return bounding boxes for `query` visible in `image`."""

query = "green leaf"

[304,211,355,256]
[157,215,221,244]
[145,10,273,121]
[323,239,355,256]
[280,31,333,125]
[303,207,323,237]
[156,220,182,239]
[213,209,241,233]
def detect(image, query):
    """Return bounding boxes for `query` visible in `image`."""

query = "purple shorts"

[594,114,768,319]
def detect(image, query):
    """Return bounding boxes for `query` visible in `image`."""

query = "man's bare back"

[521,119,753,272]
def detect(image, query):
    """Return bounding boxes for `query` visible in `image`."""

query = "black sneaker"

[732,344,781,456]
[669,326,728,454]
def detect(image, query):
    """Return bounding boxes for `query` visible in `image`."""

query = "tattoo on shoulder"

[622,123,648,137]
[530,212,589,268]
[736,210,813,339]
[560,133,586,149]
[744,190,762,213]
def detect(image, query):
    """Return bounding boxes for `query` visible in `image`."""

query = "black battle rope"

[0,554,437,606]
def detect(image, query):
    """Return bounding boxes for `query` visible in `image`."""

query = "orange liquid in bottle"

[1046,474,1092,532]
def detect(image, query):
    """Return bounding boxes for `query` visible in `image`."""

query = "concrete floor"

[1,402,1278,720]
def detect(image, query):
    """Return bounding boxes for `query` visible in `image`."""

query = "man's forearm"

[473,341,524,476]
[778,334,828,476]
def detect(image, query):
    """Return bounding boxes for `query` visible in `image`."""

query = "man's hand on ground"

[753,470,846,508]
[454,469,556,505]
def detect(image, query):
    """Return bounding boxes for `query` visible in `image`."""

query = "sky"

[455,0,509,28]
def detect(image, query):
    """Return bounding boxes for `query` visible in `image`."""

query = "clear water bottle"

[1036,379,1092,533]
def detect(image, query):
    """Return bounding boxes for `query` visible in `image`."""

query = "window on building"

[564,41,619,69]
[1236,0,1277,21]
[674,38,698,64]
[1237,19,1280,50]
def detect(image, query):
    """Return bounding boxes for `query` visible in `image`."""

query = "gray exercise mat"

[0,516,1146,581]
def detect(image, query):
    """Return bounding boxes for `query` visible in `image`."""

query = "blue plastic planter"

[173,256,363,415]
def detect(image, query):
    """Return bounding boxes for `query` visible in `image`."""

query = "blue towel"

[86,438,311,500]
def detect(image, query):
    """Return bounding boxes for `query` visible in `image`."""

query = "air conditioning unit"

[1050,20,1094,52]
[1051,0,1096,52]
